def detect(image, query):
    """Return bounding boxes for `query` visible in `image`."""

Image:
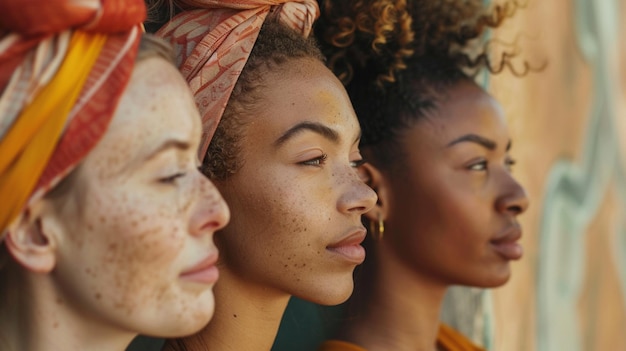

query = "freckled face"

[50,58,230,337]
[383,80,529,287]
[214,58,377,304]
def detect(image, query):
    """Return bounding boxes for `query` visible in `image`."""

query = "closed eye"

[159,172,186,184]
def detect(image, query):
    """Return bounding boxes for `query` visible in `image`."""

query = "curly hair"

[315,0,538,168]
[316,0,415,86]
[318,0,528,86]
[201,20,325,180]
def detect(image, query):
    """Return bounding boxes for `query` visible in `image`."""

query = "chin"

[454,266,512,288]
[305,293,352,306]
[144,314,213,338]
[148,303,215,338]
[295,280,355,306]
[478,271,512,288]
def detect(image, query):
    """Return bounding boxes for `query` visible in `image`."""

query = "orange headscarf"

[156,0,319,161]
[0,0,146,235]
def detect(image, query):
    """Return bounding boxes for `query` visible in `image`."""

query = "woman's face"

[214,57,377,305]
[382,80,529,288]
[49,57,230,337]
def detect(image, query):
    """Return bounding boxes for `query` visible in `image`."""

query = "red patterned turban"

[156,0,319,161]
[0,0,146,234]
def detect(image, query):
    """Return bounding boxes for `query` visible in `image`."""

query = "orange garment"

[318,340,367,351]
[437,324,485,351]
[318,324,486,351]
[156,0,319,161]
[0,0,145,234]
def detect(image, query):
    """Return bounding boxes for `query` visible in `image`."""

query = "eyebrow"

[144,139,191,161]
[446,134,511,151]
[274,121,340,147]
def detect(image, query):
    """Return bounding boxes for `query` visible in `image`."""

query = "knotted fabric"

[0,0,146,235]
[156,0,319,161]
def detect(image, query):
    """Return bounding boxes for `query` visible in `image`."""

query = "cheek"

[81,189,186,306]
[107,193,183,266]
[223,176,328,268]
[268,175,335,239]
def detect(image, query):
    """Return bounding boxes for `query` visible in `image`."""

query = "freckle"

[233,314,237,318]
[284,264,287,268]
[85,268,91,274]
[53,321,59,328]
[132,220,138,227]
[95,293,102,300]
[56,297,63,305]
[109,243,118,250]
[99,216,106,223]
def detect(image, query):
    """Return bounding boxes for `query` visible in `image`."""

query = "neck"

[341,240,448,351]
[165,265,291,351]
[0,266,134,351]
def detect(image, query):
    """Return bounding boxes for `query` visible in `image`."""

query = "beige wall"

[487,0,626,350]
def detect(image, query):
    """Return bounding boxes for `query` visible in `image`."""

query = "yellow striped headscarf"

[156,0,319,161]
[0,0,146,235]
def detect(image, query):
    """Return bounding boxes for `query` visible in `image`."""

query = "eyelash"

[350,159,367,168]
[300,153,328,167]
[505,157,516,170]
[159,172,186,184]
[467,158,517,171]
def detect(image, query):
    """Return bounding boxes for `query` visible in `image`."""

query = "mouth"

[489,224,523,261]
[326,228,367,264]
[180,253,219,284]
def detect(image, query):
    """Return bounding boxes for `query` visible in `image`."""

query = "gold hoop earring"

[369,213,384,240]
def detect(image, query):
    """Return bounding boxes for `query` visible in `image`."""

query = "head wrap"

[156,0,319,161]
[0,0,146,235]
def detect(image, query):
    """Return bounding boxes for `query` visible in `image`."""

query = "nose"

[190,176,230,236]
[495,173,529,216]
[337,170,378,215]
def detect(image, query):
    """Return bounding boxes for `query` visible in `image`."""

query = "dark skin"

[340,79,529,351]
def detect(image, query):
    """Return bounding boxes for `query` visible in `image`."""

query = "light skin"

[0,57,230,351]
[342,80,529,351]
[166,57,377,351]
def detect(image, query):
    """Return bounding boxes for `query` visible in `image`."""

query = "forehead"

[412,81,508,144]
[245,58,359,141]
[81,58,200,174]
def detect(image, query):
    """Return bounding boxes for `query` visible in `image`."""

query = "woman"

[312,1,533,350]
[149,1,378,350]
[0,1,229,350]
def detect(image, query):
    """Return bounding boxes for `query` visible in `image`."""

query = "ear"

[360,162,390,223]
[4,201,60,274]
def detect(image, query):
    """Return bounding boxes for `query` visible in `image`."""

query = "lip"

[326,227,367,264]
[180,253,219,284]
[489,224,523,261]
